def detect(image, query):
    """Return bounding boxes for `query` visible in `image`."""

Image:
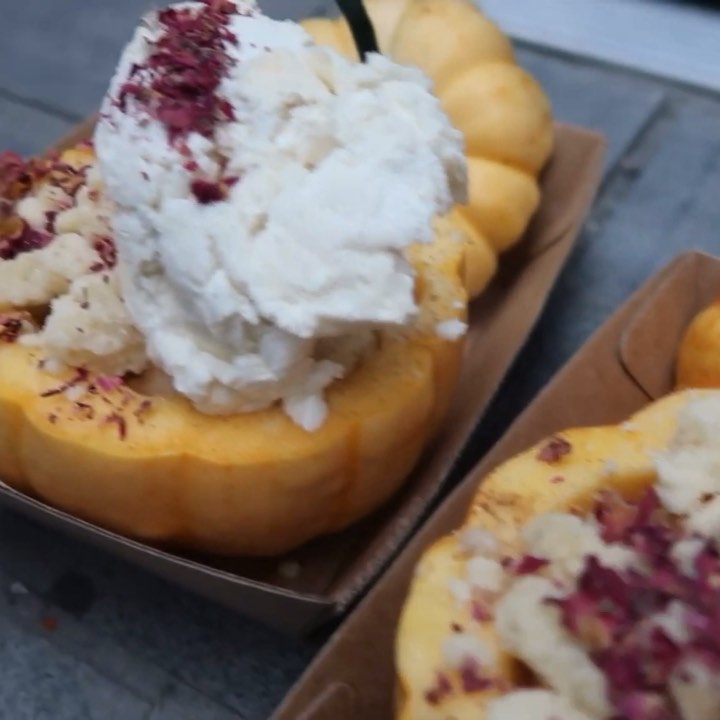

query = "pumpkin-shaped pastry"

[396,388,720,719]
[302,0,554,298]
[0,143,467,557]
[676,299,720,389]
[0,0,477,557]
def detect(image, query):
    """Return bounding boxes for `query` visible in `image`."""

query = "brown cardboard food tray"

[273,250,719,718]
[0,122,604,635]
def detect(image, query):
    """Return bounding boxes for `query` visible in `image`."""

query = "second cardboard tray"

[274,249,719,717]
[0,123,604,635]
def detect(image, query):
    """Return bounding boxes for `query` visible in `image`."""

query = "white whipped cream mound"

[94,0,467,430]
[487,690,594,720]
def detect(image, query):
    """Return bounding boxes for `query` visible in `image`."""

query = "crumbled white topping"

[95,1,466,428]
[23,271,147,376]
[671,536,706,576]
[467,556,505,593]
[441,632,496,670]
[495,576,612,719]
[672,394,720,448]
[447,577,472,604]
[435,319,468,340]
[0,233,98,309]
[1,150,147,376]
[487,689,595,720]
[1,162,109,310]
[521,513,637,584]
[457,527,500,557]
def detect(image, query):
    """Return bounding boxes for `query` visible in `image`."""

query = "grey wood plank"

[0,510,319,720]
[517,48,666,176]
[0,98,73,156]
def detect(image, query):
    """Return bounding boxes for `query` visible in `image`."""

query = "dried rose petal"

[191,178,225,204]
[117,1,243,145]
[0,216,52,260]
[93,237,118,270]
[471,599,492,623]
[578,558,632,613]
[458,657,492,693]
[96,375,124,393]
[513,555,549,575]
[45,210,58,233]
[40,368,89,398]
[536,435,572,463]
[103,412,127,440]
[0,311,33,343]
[424,671,452,706]
[74,402,96,420]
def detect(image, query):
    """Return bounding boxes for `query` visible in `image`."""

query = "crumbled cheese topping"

[467,556,505,593]
[655,394,720,537]
[495,576,612,719]
[1,161,105,308]
[487,689,594,720]
[22,271,147,376]
[0,150,146,376]
[457,526,500,557]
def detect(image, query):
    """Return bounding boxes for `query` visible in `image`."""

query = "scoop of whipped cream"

[95,0,466,430]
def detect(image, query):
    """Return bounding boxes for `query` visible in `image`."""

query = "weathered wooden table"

[0,1,718,718]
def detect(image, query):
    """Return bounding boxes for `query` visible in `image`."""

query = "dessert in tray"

[395,380,720,719]
[0,0,552,557]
